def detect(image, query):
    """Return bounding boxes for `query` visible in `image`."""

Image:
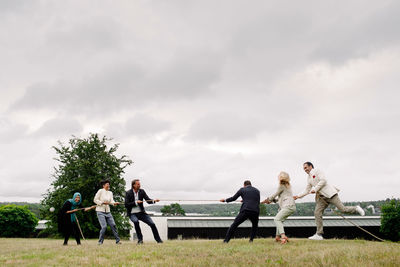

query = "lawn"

[0,238,399,266]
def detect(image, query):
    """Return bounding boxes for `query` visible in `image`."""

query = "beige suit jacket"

[297,169,339,199]
[267,184,296,209]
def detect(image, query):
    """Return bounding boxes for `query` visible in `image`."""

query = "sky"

[1,1,399,204]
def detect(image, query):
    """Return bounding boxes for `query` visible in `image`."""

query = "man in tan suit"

[293,162,365,240]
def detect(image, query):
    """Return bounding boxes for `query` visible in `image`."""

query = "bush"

[0,204,39,237]
[380,199,400,241]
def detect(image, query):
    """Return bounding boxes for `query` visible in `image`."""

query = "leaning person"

[293,162,365,240]
[261,172,296,244]
[58,192,82,245]
[125,179,163,244]
[94,179,121,245]
[220,180,260,243]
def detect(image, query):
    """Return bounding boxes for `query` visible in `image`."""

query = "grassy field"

[0,238,399,266]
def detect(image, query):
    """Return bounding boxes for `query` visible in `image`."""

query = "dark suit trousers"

[129,212,162,242]
[224,210,259,242]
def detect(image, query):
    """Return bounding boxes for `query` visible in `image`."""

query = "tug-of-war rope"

[70,199,384,242]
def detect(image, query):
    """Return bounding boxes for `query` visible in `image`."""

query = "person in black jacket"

[58,192,82,245]
[220,180,260,243]
[125,179,163,244]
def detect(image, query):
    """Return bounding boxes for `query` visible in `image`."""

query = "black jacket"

[125,189,155,216]
[57,201,80,234]
[226,185,260,213]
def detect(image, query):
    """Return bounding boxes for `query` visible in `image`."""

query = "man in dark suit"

[125,179,163,244]
[220,180,260,243]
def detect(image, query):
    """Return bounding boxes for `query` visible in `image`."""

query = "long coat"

[57,201,80,234]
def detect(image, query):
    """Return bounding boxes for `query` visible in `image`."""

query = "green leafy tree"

[41,134,133,238]
[161,203,186,216]
[259,204,267,216]
[380,198,400,241]
[0,205,38,237]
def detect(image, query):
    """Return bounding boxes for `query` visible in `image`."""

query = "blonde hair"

[279,171,291,188]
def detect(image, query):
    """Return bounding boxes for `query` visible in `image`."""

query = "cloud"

[45,16,122,53]
[1,1,400,203]
[0,0,31,15]
[11,48,224,116]
[33,117,83,138]
[105,113,170,139]
[309,1,400,64]
[186,112,283,142]
[125,114,171,136]
[0,118,29,144]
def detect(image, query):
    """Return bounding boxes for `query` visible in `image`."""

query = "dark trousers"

[63,222,81,245]
[129,212,162,242]
[224,210,259,243]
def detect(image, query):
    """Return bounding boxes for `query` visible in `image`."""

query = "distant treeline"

[1,199,395,219]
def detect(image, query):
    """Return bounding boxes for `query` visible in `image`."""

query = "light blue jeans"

[274,205,296,235]
[97,211,120,244]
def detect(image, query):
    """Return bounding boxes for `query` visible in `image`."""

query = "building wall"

[168,226,381,240]
[129,216,168,242]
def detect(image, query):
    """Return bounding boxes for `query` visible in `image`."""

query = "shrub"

[380,198,400,241]
[0,204,39,237]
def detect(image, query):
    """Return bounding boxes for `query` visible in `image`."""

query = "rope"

[333,210,385,242]
[160,199,242,202]
[161,199,220,202]
[71,199,243,210]
[74,205,97,211]
[317,193,384,242]
[75,215,88,244]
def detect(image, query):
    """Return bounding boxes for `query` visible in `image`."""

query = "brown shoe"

[280,237,289,244]
[275,236,281,242]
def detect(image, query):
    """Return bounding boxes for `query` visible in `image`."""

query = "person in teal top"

[58,192,82,245]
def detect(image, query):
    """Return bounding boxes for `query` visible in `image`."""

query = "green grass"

[0,238,399,266]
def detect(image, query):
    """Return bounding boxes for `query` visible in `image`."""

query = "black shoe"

[157,240,163,244]
[223,240,229,243]
[137,240,143,245]
[63,243,67,246]
[116,241,122,245]
[249,239,253,243]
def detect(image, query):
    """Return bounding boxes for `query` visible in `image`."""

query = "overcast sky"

[1,1,399,204]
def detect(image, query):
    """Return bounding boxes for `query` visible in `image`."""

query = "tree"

[41,134,133,238]
[380,198,400,241]
[161,203,186,216]
[259,204,267,216]
[0,205,38,237]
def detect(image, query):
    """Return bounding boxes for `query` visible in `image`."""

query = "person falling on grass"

[220,180,260,243]
[293,162,365,240]
[261,171,296,244]
[58,192,84,246]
